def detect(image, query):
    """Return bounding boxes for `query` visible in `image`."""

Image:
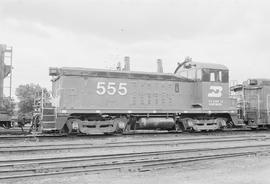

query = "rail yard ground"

[33,155,270,184]
[0,132,270,184]
[9,154,269,184]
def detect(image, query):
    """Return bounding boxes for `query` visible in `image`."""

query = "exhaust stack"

[123,56,130,71]
[157,59,163,73]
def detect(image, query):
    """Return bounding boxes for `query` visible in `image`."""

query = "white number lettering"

[96,82,128,96]
[107,82,116,95]
[96,82,106,95]
[118,83,127,95]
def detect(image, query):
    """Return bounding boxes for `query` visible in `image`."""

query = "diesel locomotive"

[34,57,245,134]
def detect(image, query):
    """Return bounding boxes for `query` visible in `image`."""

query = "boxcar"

[231,79,270,128]
[39,59,240,134]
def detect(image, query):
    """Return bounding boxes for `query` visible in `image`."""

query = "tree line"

[4,84,50,118]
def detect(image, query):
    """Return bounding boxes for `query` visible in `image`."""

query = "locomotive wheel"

[175,121,184,132]
[114,117,128,133]
[226,121,234,128]
[124,119,136,132]
[181,118,194,132]
[215,118,227,130]
[61,119,73,134]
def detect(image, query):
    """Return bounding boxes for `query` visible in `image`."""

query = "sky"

[0,0,270,98]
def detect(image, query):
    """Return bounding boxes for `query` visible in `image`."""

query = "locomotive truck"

[35,57,243,134]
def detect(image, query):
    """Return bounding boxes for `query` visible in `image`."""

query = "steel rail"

[0,145,268,180]
[0,134,267,148]
[0,143,269,167]
[0,135,268,154]
[0,137,270,153]
[0,129,267,139]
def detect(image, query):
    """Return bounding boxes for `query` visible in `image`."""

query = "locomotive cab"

[175,58,230,110]
[174,58,238,131]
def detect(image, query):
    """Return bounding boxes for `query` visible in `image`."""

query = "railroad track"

[0,144,269,180]
[0,129,268,140]
[0,134,65,139]
[0,134,268,154]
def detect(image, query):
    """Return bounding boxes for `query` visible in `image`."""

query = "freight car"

[36,57,243,134]
[231,79,270,129]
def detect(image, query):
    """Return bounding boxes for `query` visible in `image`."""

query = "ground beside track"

[1,132,270,184]
[3,153,270,184]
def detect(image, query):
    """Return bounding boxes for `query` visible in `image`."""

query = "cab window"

[178,69,197,80]
[202,69,228,83]
[179,71,188,78]
[210,72,215,82]
[187,69,196,80]
[218,71,222,82]
[196,69,202,80]
[180,69,204,81]
[222,70,229,82]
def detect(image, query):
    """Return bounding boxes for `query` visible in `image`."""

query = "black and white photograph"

[0,0,270,183]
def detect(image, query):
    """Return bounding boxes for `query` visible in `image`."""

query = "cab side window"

[196,69,202,81]
[188,69,196,80]
[202,69,228,83]
[179,71,188,78]
[222,70,229,82]
[202,69,210,81]
[210,72,215,82]
[177,68,228,83]
[218,71,222,82]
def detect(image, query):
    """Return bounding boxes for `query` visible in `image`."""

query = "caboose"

[39,57,241,134]
[231,79,270,128]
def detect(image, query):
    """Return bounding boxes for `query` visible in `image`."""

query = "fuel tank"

[135,117,175,130]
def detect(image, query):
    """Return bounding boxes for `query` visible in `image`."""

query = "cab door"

[244,88,261,125]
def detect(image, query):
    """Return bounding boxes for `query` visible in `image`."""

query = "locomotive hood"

[49,67,194,82]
